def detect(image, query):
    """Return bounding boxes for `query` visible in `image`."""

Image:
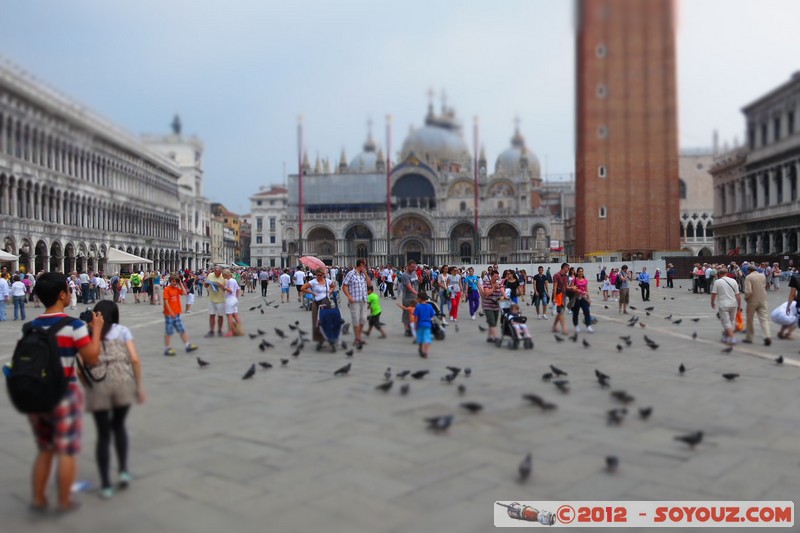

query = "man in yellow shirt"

[204,265,226,337]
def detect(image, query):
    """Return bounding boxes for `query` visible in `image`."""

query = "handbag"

[735,309,744,332]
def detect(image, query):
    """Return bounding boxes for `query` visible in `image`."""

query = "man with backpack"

[7,272,104,513]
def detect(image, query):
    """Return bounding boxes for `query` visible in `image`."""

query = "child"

[365,285,386,338]
[184,273,195,314]
[396,299,418,341]
[507,303,534,349]
[163,274,199,355]
[412,291,435,358]
[222,269,241,337]
[118,276,129,303]
[26,272,104,513]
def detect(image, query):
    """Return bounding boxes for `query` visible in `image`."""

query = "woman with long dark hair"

[83,300,145,499]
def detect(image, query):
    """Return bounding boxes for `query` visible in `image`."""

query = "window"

[679,179,687,199]
[774,117,781,140]
[257,258,262,267]
[761,123,768,146]
[789,111,795,135]
[256,236,262,243]
[599,206,607,218]
[270,235,276,244]
[257,200,262,206]
[256,217,262,231]
[596,43,607,58]
[748,125,755,150]
[597,125,608,139]
[269,200,275,206]
[596,84,607,98]
[459,201,467,211]
[598,165,607,178]
[270,258,275,267]
[269,217,276,231]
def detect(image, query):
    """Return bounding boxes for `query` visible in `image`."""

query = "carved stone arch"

[487,179,516,198]
[447,180,474,198]
[487,222,521,263]
[531,223,548,250]
[49,240,63,272]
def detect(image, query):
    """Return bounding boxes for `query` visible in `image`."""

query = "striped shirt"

[342,269,368,302]
[24,313,91,381]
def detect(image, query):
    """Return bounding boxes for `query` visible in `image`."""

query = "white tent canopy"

[0,249,18,262]
[106,248,153,264]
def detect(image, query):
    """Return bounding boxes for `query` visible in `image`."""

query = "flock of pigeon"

[191,294,792,484]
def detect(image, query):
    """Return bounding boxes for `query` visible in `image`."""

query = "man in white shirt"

[0,275,8,321]
[293,268,306,304]
[279,269,292,303]
[381,265,396,299]
[711,266,741,345]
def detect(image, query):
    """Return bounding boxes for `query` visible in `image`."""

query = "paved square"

[0,283,798,532]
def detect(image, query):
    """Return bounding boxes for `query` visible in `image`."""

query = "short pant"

[208,301,225,316]
[349,301,369,326]
[416,326,432,344]
[28,383,83,455]
[281,287,290,294]
[619,288,630,304]
[164,314,186,335]
[484,309,499,327]
[225,301,239,315]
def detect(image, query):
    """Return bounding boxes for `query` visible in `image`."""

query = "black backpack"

[6,316,75,413]
[615,274,623,290]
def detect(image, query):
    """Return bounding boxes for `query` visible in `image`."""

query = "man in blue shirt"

[638,267,651,302]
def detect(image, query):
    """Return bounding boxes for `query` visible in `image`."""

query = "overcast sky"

[1,0,798,214]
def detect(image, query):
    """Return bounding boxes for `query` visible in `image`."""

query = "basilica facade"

[278,101,554,268]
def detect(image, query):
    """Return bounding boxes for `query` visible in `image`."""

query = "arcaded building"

[574,0,681,258]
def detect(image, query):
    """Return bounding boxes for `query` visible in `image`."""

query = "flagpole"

[473,116,479,263]
[297,115,304,262]
[386,114,392,265]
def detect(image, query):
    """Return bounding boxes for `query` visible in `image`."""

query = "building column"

[768,168,778,205]
[767,233,775,254]
[782,231,789,253]
[752,175,761,208]
[755,234,763,254]
[783,164,792,204]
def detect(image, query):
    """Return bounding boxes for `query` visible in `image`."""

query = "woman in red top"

[568,267,593,333]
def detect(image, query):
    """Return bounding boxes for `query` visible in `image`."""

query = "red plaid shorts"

[28,382,83,455]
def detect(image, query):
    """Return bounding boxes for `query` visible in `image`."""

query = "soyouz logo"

[494,501,794,527]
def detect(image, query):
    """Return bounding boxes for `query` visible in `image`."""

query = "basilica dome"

[495,126,541,179]
[348,131,380,172]
[400,103,471,165]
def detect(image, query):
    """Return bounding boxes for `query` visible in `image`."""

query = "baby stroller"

[428,301,446,341]
[498,302,534,350]
[316,302,344,352]
[303,291,314,311]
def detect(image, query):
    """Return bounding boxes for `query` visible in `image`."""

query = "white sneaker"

[575,325,582,333]
[587,326,595,333]
[471,315,476,320]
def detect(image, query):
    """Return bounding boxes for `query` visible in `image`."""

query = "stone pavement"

[0,284,798,533]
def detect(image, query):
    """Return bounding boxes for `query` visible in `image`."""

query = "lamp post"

[297,115,304,261]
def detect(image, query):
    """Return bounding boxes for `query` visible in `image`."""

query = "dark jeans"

[13,295,25,320]
[640,282,650,301]
[571,298,591,327]
[261,280,268,296]
[468,288,480,317]
[81,283,90,304]
[667,276,674,288]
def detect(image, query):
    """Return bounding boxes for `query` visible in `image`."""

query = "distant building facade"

[574,0,680,258]
[679,150,716,256]
[711,72,800,255]
[211,203,243,262]
[0,59,181,274]
[248,185,287,268]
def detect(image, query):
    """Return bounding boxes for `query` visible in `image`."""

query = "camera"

[79,308,94,324]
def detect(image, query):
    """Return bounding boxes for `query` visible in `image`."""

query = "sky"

[1,0,798,214]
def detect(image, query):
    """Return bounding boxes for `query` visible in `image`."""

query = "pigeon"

[257,329,265,335]
[291,347,301,357]
[396,370,411,379]
[679,363,686,374]
[478,311,485,317]
[197,357,210,368]
[605,455,619,473]
[460,402,483,414]
[464,367,472,377]
[375,380,393,392]
[616,344,623,352]
[692,332,698,340]
[457,383,466,395]
[722,373,740,381]
[629,306,637,310]
[721,346,733,354]
[776,355,784,365]
[273,305,279,309]
[258,361,273,369]
[280,358,289,366]
[341,341,348,350]
[441,374,456,384]
[569,332,578,342]
[554,334,564,342]
[665,314,673,320]
[582,338,591,349]
[646,312,651,316]
[541,372,553,382]
[645,306,654,311]
[242,363,256,380]
[673,319,682,325]
[674,430,703,448]
[690,318,700,322]
[290,338,299,347]
[399,383,410,396]
[607,407,627,425]
[249,333,259,340]
[288,323,297,331]
[258,343,267,353]
[540,401,558,411]
[454,324,459,333]
[550,365,568,377]
[647,342,659,350]
[639,406,653,420]
[611,390,635,404]
[518,453,532,482]
[384,368,392,380]
[595,369,610,380]
[553,379,570,393]
[274,328,286,339]
[597,375,610,388]
[411,370,429,380]
[425,414,454,432]
[639,323,646,328]
[523,394,546,407]
[478,325,487,332]
[643,335,655,345]
[249,306,257,311]
[334,363,351,376]
[619,335,631,342]
[345,349,354,357]
[298,329,308,336]
[261,309,265,314]
[342,323,351,335]
[446,366,462,377]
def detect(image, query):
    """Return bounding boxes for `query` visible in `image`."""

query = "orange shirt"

[163,284,183,316]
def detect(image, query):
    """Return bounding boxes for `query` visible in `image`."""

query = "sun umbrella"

[299,256,326,271]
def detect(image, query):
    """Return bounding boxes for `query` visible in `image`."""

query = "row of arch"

[0,173,179,241]
[3,235,180,274]
[0,100,179,203]
[680,217,714,240]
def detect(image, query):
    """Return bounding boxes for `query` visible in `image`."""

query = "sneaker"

[118,472,132,489]
[587,326,595,333]
[471,315,476,320]
[163,348,176,356]
[204,331,214,338]
[100,487,114,500]
[404,330,412,337]
[575,325,582,333]
[185,344,198,353]
[217,331,224,337]
[764,338,772,346]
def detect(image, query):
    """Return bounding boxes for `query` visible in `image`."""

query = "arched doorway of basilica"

[344,224,373,263]
[487,223,520,264]
[392,174,436,209]
[449,223,476,264]
[392,215,433,265]
[34,240,48,273]
[306,227,336,265]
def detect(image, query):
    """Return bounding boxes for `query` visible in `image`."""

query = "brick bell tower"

[575,0,681,258]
